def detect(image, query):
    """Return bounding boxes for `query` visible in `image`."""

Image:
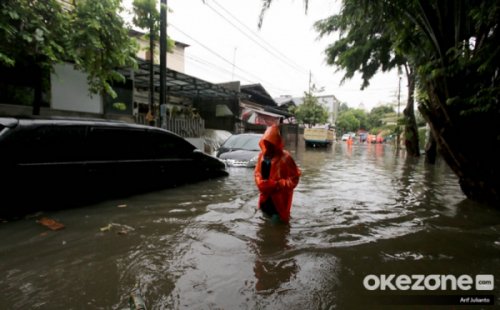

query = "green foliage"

[367,105,395,129]
[0,0,70,69]
[294,89,329,127]
[336,104,396,134]
[338,102,350,113]
[132,0,160,33]
[71,0,138,98]
[350,109,368,129]
[138,1,174,53]
[112,102,127,111]
[0,0,138,98]
[336,110,360,133]
[314,0,405,89]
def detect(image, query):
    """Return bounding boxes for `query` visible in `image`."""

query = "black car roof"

[0,116,169,133]
[0,117,19,128]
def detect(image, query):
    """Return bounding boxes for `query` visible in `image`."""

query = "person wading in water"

[254,125,301,223]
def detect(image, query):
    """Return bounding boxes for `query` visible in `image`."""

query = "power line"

[168,51,254,84]
[205,0,309,76]
[170,52,296,96]
[211,0,310,75]
[169,23,292,94]
[185,54,294,95]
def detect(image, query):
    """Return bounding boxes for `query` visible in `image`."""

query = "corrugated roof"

[121,59,241,100]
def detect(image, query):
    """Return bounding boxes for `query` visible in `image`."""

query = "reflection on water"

[1,142,500,309]
[253,222,297,294]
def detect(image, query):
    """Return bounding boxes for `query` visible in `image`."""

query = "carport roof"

[123,59,241,100]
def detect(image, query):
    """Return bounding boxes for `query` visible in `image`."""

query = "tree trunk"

[420,77,500,205]
[403,67,419,157]
[32,65,42,115]
[424,127,437,164]
[406,0,499,205]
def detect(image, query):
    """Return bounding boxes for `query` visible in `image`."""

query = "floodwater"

[1,142,499,309]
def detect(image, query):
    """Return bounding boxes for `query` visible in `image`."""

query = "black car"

[216,133,262,167]
[0,117,227,218]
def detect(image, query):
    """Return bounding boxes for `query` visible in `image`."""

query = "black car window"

[9,125,88,163]
[87,127,148,160]
[222,135,261,151]
[150,131,195,158]
[86,127,195,160]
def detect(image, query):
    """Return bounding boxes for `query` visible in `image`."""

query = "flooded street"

[1,142,499,309]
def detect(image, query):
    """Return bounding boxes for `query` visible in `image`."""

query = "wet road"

[1,142,499,309]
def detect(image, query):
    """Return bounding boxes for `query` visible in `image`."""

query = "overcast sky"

[160,0,407,111]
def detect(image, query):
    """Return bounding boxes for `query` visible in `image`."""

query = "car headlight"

[248,155,258,167]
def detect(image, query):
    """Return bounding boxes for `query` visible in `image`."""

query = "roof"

[241,100,293,118]
[241,84,277,106]
[121,59,241,100]
[274,96,295,106]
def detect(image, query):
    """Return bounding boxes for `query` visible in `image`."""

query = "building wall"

[166,44,186,72]
[317,95,340,124]
[50,63,102,114]
[136,36,186,73]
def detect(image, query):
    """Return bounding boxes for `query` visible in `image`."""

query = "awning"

[241,99,293,118]
[121,59,241,100]
[241,107,283,126]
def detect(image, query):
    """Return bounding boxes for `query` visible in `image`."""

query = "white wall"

[51,63,102,114]
[166,44,186,73]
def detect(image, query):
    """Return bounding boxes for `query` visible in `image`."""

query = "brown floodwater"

[1,142,499,309]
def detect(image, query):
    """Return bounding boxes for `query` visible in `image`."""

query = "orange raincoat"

[254,125,301,222]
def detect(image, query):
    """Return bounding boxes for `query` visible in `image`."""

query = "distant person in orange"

[254,125,301,223]
[347,135,353,145]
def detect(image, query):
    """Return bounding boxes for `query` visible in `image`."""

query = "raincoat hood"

[259,125,284,154]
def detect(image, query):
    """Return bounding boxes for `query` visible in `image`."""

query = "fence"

[161,117,205,138]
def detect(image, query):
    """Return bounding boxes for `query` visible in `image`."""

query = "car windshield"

[222,135,261,151]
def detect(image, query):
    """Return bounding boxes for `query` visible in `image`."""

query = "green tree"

[314,1,420,156]
[338,102,349,113]
[0,0,69,68]
[71,0,138,98]
[350,109,368,130]
[368,0,499,203]
[367,105,395,130]
[132,0,174,120]
[132,0,159,118]
[336,110,360,133]
[293,87,329,127]
[0,0,71,114]
[0,0,137,114]
[336,105,370,132]
[262,0,500,204]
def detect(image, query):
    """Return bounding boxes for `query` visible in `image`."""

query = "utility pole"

[148,16,155,126]
[308,70,312,93]
[231,47,237,80]
[159,0,167,127]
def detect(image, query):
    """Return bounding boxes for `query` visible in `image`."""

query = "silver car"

[216,133,262,167]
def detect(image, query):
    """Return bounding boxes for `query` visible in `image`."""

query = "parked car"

[341,132,356,141]
[216,133,262,167]
[0,117,228,218]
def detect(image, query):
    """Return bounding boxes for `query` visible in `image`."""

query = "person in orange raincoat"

[254,125,301,222]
